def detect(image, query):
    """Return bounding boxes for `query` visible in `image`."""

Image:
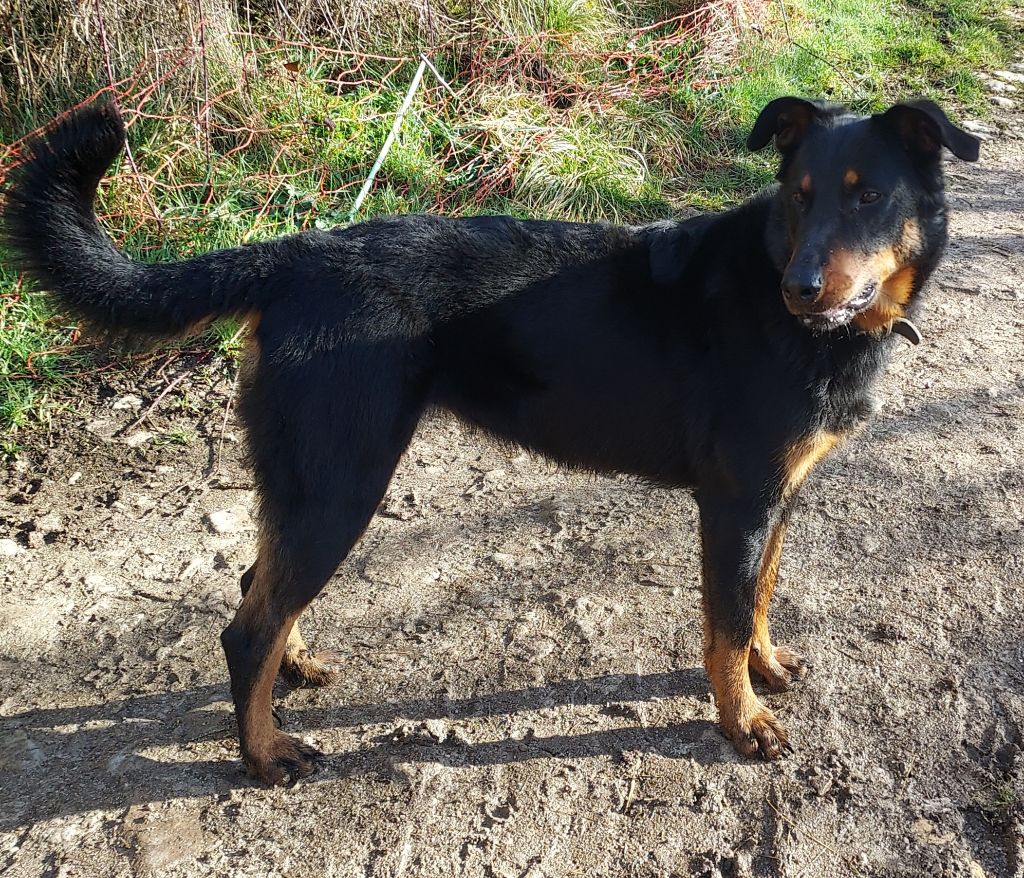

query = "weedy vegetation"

[0,0,1020,434]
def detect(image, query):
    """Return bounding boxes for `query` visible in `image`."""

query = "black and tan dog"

[3,97,979,784]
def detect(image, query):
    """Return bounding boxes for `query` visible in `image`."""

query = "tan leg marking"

[746,431,842,690]
[781,431,841,501]
[747,518,809,690]
[227,547,323,785]
[705,621,791,759]
[280,618,343,688]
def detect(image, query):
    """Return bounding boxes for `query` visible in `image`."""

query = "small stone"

[379,490,422,521]
[986,78,1017,93]
[203,588,233,617]
[861,534,881,555]
[68,471,82,485]
[27,532,45,549]
[424,719,449,743]
[205,508,249,535]
[491,552,517,570]
[992,69,1024,83]
[911,816,955,846]
[528,639,556,660]
[180,557,206,579]
[34,513,64,534]
[131,494,157,512]
[0,728,44,771]
[962,120,995,139]
[123,431,153,447]
[112,394,144,411]
[85,418,117,439]
[0,538,25,557]
[177,701,233,738]
[991,95,1016,109]
[107,750,136,775]
[83,573,109,592]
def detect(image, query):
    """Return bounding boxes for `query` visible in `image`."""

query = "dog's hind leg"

[222,342,427,784]
[239,564,342,687]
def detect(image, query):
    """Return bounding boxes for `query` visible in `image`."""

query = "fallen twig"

[348,58,427,221]
[766,793,847,862]
[125,354,209,433]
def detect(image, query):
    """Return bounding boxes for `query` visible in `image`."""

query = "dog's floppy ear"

[876,100,980,162]
[747,97,831,153]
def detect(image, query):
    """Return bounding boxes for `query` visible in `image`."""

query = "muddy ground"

[2,93,1023,878]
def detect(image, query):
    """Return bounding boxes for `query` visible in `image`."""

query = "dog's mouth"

[795,283,878,331]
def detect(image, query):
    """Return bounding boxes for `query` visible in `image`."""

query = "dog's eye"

[860,190,882,204]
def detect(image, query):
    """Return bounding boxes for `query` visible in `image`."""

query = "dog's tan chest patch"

[781,431,842,500]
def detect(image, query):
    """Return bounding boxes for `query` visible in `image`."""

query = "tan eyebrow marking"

[800,173,812,192]
[843,168,860,186]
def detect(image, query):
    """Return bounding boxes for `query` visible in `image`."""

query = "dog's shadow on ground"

[9,382,1024,829]
[2,668,722,828]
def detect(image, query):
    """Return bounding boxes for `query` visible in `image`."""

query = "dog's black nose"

[782,272,823,303]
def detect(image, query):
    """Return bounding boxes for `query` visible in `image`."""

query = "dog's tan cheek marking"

[899,218,922,256]
[852,218,923,332]
[883,263,917,306]
[853,265,917,331]
[843,168,860,186]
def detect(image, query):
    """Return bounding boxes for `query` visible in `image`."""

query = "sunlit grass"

[1,0,1020,433]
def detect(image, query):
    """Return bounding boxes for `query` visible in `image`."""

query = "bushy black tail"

[2,102,290,340]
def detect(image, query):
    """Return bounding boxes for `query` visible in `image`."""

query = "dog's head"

[748,97,979,333]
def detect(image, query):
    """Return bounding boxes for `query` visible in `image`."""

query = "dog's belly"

[439,388,698,485]
[431,323,701,486]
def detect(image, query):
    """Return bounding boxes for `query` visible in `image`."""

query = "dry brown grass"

[0,0,762,124]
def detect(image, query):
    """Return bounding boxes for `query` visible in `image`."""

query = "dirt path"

[2,97,1023,877]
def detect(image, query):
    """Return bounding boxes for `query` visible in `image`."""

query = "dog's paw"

[244,732,324,785]
[280,649,343,688]
[723,705,793,761]
[749,643,810,692]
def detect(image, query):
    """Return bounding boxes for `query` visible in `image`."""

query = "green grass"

[0,262,90,435]
[1,0,1021,436]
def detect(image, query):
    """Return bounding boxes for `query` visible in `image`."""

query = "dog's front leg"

[746,510,810,692]
[696,494,794,759]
